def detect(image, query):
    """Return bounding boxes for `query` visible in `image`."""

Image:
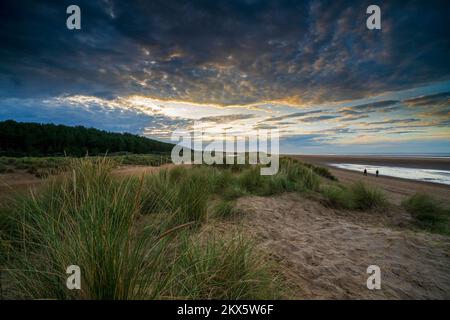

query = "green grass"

[281,157,337,181]
[141,169,176,215]
[169,233,282,299]
[350,182,387,210]
[213,200,240,219]
[0,159,283,299]
[1,158,172,299]
[142,167,211,227]
[321,184,353,209]
[321,182,387,210]
[173,173,210,227]
[234,158,321,196]
[0,157,347,299]
[402,193,450,236]
[0,154,171,178]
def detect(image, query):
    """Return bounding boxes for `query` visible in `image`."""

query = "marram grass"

[1,158,284,300]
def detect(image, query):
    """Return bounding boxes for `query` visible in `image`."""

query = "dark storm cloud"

[1,0,449,105]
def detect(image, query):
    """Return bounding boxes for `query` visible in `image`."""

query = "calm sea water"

[329,163,450,186]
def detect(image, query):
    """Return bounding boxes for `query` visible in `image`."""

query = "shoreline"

[290,155,450,204]
[328,166,450,204]
[289,154,450,170]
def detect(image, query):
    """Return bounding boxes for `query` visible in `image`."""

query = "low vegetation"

[402,193,450,236]
[171,234,281,299]
[0,158,285,299]
[321,182,387,210]
[0,154,171,178]
[213,200,240,219]
[7,154,447,299]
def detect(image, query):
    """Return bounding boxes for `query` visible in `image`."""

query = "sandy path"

[237,194,450,299]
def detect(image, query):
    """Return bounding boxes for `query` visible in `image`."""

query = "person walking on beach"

[376,170,379,177]
[364,168,367,176]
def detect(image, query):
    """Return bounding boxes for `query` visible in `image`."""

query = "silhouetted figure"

[364,168,367,176]
[376,170,379,177]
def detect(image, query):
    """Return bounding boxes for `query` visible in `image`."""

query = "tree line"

[0,120,173,157]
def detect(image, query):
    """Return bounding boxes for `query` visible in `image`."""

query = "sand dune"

[1,160,449,299]
[238,194,450,299]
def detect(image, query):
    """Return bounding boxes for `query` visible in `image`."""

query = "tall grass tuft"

[321,182,387,210]
[238,166,265,193]
[321,184,352,209]
[402,193,449,235]
[170,234,281,299]
[1,160,286,300]
[350,182,387,210]
[213,200,240,219]
[142,169,176,215]
[173,173,210,226]
[3,158,171,299]
[142,166,212,227]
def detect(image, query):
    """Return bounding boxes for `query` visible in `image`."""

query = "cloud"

[367,118,421,126]
[342,100,400,113]
[299,115,340,122]
[1,0,449,106]
[403,92,450,107]
[0,96,191,139]
[266,109,325,122]
[1,1,450,154]
[198,114,257,123]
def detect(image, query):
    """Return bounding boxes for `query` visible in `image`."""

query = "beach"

[291,155,450,204]
[1,157,450,299]
[291,154,450,170]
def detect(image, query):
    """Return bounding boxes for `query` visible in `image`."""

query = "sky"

[0,0,449,154]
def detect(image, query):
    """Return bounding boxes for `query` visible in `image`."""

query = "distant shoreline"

[289,154,450,171]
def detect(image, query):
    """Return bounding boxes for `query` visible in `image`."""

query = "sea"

[329,163,450,186]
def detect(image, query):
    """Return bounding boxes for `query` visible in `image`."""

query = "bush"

[402,193,449,235]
